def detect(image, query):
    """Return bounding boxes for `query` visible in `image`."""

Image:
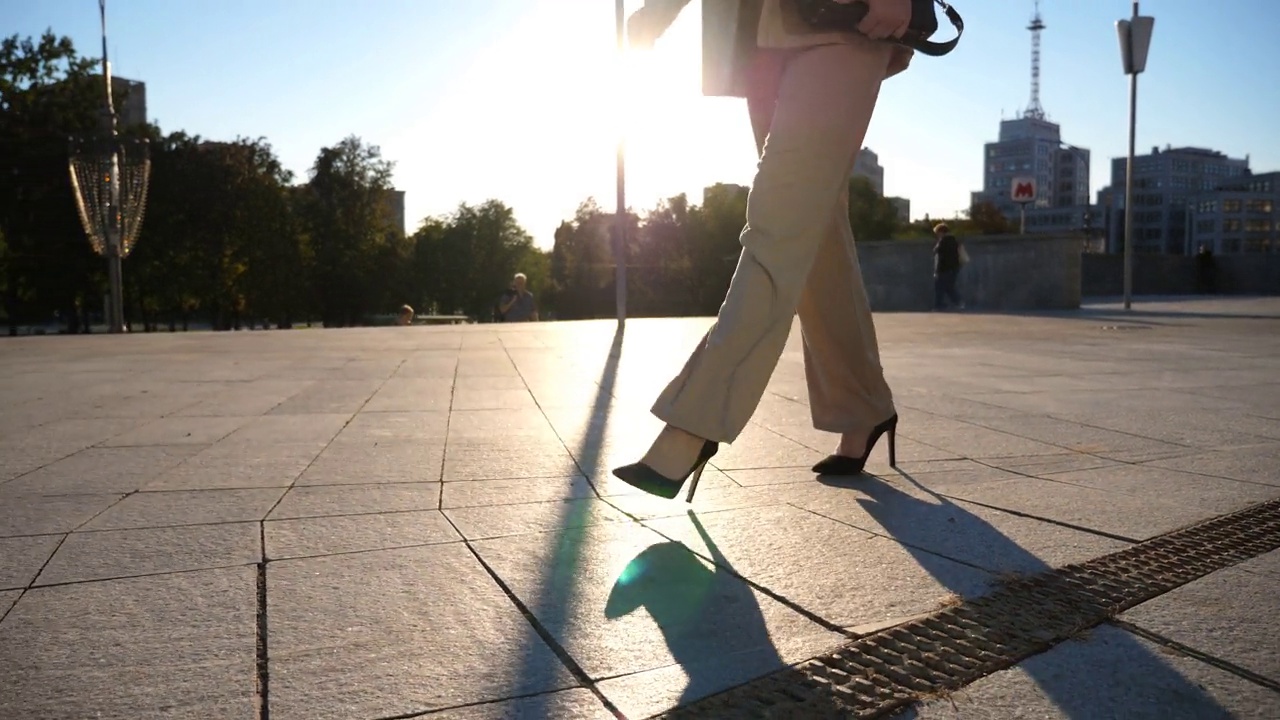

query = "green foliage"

[0,29,941,333]
[0,31,104,334]
[411,199,545,320]
[847,176,902,242]
[302,135,399,327]
[965,200,1014,235]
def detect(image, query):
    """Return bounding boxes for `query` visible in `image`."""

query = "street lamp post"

[68,0,150,333]
[614,0,628,326]
[1117,3,1155,311]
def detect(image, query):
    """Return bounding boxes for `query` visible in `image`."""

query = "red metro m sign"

[1011,177,1037,203]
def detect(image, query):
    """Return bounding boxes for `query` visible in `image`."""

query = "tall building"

[969,3,1091,230]
[1187,172,1278,255]
[382,189,406,237]
[86,74,147,127]
[852,148,885,195]
[1097,146,1251,254]
[972,117,1090,218]
[888,197,911,224]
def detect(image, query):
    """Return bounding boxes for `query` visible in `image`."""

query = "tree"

[302,136,396,326]
[548,200,620,319]
[410,199,544,321]
[847,176,902,242]
[686,184,748,314]
[966,200,1014,235]
[0,32,103,334]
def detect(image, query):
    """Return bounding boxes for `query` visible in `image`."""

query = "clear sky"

[7,0,1278,248]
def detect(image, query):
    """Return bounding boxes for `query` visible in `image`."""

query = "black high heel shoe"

[811,414,897,475]
[612,440,719,502]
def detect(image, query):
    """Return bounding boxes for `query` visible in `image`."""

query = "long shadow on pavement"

[820,472,1233,718]
[606,511,849,714]
[487,324,629,720]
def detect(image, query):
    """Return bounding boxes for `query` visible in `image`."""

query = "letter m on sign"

[1011,177,1037,203]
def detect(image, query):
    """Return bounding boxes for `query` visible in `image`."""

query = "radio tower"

[1024,1,1046,120]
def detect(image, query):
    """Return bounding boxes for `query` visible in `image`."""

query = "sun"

[391,0,757,247]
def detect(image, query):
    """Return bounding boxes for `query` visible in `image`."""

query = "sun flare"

[395,1,757,245]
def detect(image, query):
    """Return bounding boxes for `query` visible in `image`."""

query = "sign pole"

[614,0,628,326]
[1117,1,1154,311]
[1010,176,1037,234]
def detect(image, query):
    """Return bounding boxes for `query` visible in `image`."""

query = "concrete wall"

[857,235,1083,311]
[1081,254,1280,296]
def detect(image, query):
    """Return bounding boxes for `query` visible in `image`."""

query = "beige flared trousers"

[651,41,897,443]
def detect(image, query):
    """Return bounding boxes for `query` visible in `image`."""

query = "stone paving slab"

[267,543,576,720]
[0,567,257,720]
[1,297,1279,719]
[471,521,845,719]
[900,624,1279,720]
[1119,550,1280,686]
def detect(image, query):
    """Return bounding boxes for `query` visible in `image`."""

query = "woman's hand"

[839,0,912,41]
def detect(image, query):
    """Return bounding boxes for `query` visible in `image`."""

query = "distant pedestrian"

[498,272,539,322]
[1196,244,1217,294]
[396,304,414,326]
[932,223,965,311]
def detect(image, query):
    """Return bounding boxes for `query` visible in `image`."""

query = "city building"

[1019,203,1106,251]
[887,196,910,224]
[1187,171,1279,255]
[85,74,147,127]
[382,189,406,237]
[968,3,1091,230]
[1097,146,1252,254]
[850,148,911,223]
[971,117,1091,220]
[852,148,885,195]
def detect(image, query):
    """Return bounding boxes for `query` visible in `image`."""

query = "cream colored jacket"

[645,0,913,97]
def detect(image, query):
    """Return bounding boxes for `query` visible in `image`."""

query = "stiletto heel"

[888,421,896,467]
[684,462,708,503]
[612,440,718,501]
[811,413,899,476]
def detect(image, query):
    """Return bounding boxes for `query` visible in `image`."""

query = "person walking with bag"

[613,0,920,500]
[932,222,966,310]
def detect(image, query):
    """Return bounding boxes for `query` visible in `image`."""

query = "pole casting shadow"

[817,472,1233,718]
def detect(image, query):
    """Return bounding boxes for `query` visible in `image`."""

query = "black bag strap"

[911,0,965,57]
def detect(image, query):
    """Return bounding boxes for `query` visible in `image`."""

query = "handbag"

[786,0,965,57]
[958,244,970,266]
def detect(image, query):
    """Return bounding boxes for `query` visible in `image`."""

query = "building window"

[1196,219,1216,232]
[1224,238,1242,253]
[1245,219,1273,232]
[1223,199,1242,212]
[1243,239,1271,253]
[1224,219,1242,232]
[1246,199,1274,213]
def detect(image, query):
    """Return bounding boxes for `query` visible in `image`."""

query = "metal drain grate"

[658,498,1280,720]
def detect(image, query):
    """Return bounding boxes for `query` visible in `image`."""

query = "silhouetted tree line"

[2,32,1009,334]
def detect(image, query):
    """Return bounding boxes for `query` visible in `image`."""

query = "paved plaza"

[1,297,1278,719]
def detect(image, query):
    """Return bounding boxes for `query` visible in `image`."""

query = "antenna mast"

[1024,0,1046,120]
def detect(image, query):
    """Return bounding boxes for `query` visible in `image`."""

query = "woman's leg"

[795,177,896,452]
[645,41,893,469]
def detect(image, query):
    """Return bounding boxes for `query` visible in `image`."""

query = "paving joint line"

[931,488,1141,544]
[655,497,1280,719]
[446,516,626,720]
[1110,619,1280,694]
[631,513,861,642]
[436,360,460,511]
[248,358,406,720]
[453,336,626,719]
[374,688,587,720]
[24,561,258,591]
